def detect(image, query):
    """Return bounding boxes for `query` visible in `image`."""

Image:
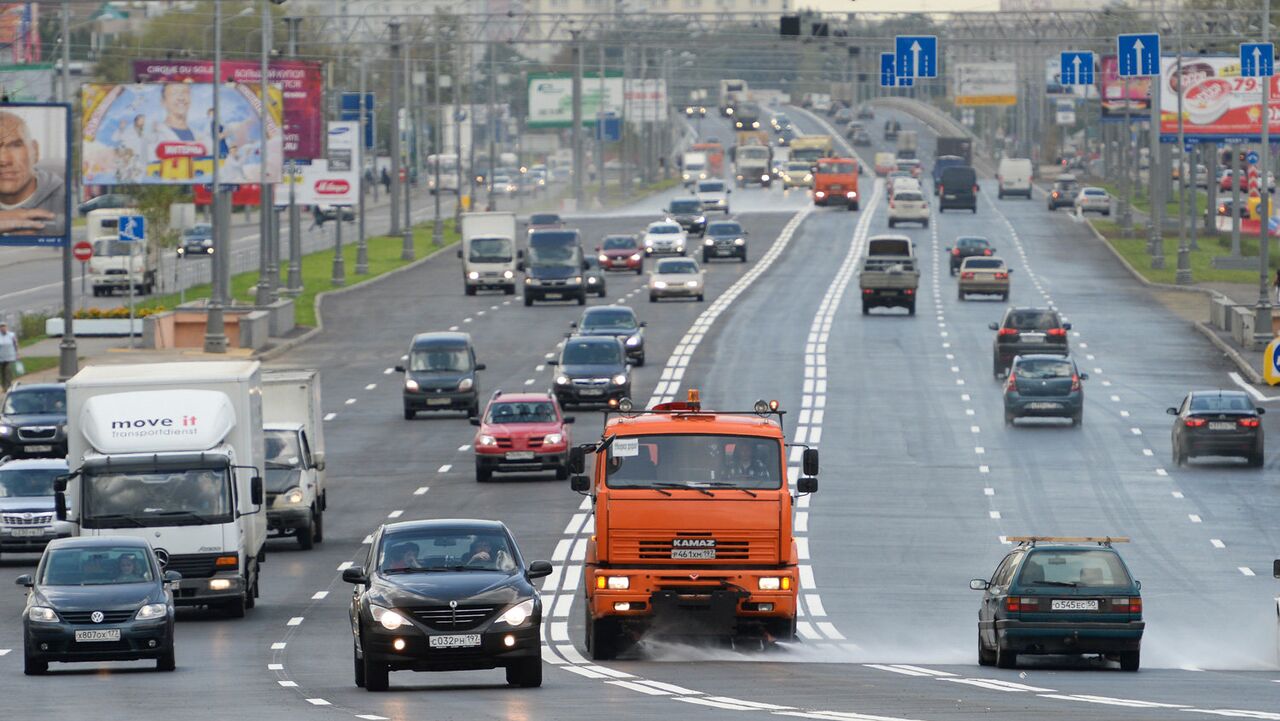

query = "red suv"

[471,392,574,482]
[597,234,644,274]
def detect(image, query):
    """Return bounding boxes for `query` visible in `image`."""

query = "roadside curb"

[1193,320,1265,385]
[255,236,460,362]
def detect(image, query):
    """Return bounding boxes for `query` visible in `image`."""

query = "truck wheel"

[849,202,858,211]
[861,300,870,315]
[505,657,543,687]
[765,617,796,644]
[297,514,315,550]
[586,616,620,661]
[907,301,916,316]
[465,285,476,296]
[223,591,247,619]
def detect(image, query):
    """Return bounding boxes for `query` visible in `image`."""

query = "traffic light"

[780,15,800,36]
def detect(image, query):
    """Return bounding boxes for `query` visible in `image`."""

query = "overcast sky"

[801,0,1003,11]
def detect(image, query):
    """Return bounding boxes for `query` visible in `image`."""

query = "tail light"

[863,288,874,295]
[1070,374,1081,391]
[951,248,960,256]
[1005,372,1017,391]
[1113,597,1142,614]
[973,185,979,193]
[904,288,915,295]
[1238,417,1261,428]
[983,249,993,256]
[1047,328,1067,338]
[1006,596,1039,613]
[1052,191,1059,198]
[993,272,1008,279]
[1184,417,1207,428]
[961,272,976,279]
[997,328,1019,337]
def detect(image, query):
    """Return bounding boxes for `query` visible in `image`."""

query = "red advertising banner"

[1159,56,1280,142]
[193,183,263,207]
[1100,55,1152,121]
[133,59,323,159]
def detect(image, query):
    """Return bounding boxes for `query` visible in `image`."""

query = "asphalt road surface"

[1,109,1278,721]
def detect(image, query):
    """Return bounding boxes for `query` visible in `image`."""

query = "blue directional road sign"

[596,112,621,143]
[118,215,145,243]
[1060,51,1095,86]
[1117,33,1160,77]
[1241,42,1275,78]
[895,35,938,79]
[880,52,913,88]
[340,92,376,150]
[1248,150,1260,165]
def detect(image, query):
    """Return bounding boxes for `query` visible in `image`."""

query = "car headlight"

[815,191,826,198]
[761,174,770,182]
[555,375,571,386]
[587,276,598,284]
[699,172,707,180]
[704,238,715,246]
[644,238,654,246]
[370,604,409,631]
[598,254,609,263]
[733,238,745,245]
[612,374,628,386]
[404,379,420,392]
[629,253,641,261]
[136,602,168,621]
[495,598,535,627]
[0,425,11,437]
[696,216,706,223]
[804,174,812,181]
[625,334,642,347]
[281,487,305,505]
[676,245,684,252]
[467,271,480,280]
[682,172,690,180]
[28,606,58,623]
[544,432,564,445]
[685,280,700,288]
[571,276,583,285]
[525,277,535,285]
[479,434,497,446]
[458,378,474,392]
[503,270,514,279]
[653,281,668,289]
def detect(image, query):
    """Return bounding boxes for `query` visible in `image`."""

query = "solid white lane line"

[890,665,957,678]
[1229,371,1272,402]
[355,716,389,720]
[865,664,932,677]
[607,680,671,695]
[634,679,700,695]
[1037,694,1188,709]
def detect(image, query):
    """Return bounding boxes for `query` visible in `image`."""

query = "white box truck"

[58,361,267,617]
[262,368,327,550]
[86,207,157,296]
[681,151,709,186]
[458,212,520,296]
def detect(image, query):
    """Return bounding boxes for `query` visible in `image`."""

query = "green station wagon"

[970,537,1144,671]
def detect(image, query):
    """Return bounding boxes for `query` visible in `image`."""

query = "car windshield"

[602,236,636,250]
[1018,549,1132,588]
[183,225,211,239]
[707,223,743,237]
[958,238,990,249]
[1084,189,1106,196]
[469,237,513,263]
[699,182,725,192]
[1189,394,1254,412]
[582,309,638,332]
[605,434,783,490]
[529,214,560,226]
[1015,358,1074,379]
[40,546,155,586]
[658,260,698,275]
[1006,311,1060,330]
[964,259,1004,270]
[787,162,810,172]
[92,239,137,257]
[562,341,622,365]
[821,162,856,174]
[487,401,557,424]
[0,467,61,498]
[2,388,65,415]
[670,200,701,213]
[410,347,471,373]
[528,233,579,266]
[82,467,233,527]
[379,530,517,574]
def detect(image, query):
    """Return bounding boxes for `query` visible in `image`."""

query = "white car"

[695,180,731,213]
[649,257,705,302]
[491,175,516,197]
[889,177,922,203]
[887,188,930,228]
[1074,187,1112,216]
[641,221,688,256]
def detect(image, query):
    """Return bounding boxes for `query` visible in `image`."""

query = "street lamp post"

[58,0,76,379]
[284,15,303,296]
[356,55,369,274]
[401,42,413,260]
[1175,42,1192,285]
[432,30,444,244]
[204,0,228,353]
[1253,0,1275,349]
[388,21,402,238]
[255,0,275,305]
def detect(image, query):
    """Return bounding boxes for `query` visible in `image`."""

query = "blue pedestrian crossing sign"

[880,52,913,88]
[1060,51,1095,86]
[118,215,145,243]
[1264,337,1280,385]
[894,35,937,80]
[1117,33,1160,77]
[1241,43,1275,78]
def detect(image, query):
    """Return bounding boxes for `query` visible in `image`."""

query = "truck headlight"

[758,577,781,590]
[135,603,168,621]
[282,487,305,505]
[503,270,514,279]
[467,271,480,280]
[458,378,474,392]
[612,374,628,386]
[28,606,58,623]
[404,379,420,392]
[604,576,630,590]
[543,433,564,445]
[495,599,535,627]
[370,604,409,631]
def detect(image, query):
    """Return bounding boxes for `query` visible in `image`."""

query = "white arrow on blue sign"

[1117,33,1160,77]
[118,215,145,243]
[1060,51,1095,86]
[880,52,913,88]
[1241,42,1275,78]
[894,35,938,79]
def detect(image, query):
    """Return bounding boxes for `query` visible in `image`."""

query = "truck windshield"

[265,429,303,469]
[92,239,138,257]
[606,434,782,491]
[468,237,513,263]
[820,162,856,174]
[82,468,234,528]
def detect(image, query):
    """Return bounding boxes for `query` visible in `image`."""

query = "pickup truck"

[859,235,919,316]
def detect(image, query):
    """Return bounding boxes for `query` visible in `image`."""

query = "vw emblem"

[449,600,458,609]
[90,611,105,624]
[153,549,170,568]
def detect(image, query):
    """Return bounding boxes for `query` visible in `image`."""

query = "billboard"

[527,72,623,129]
[953,62,1017,106]
[282,159,358,206]
[0,103,70,247]
[1100,55,1152,120]
[625,78,668,124]
[0,3,39,64]
[81,83,283,186]
[1158,56,1280,142]
[0,62,53,101]
[133,59,323,159]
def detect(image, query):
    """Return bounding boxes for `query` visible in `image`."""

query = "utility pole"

[255,0,275,304]
[487,39,498,212]
[1254,0,1274,349]
[1175,37,1192,285]
[284,15,303,295]
[356,55,369,274]
[571,29,584,208]
[453,38,463,228]
[205,0,228,353]
[1148,43,1164,268]
[432,29,444,242]
[402,41,414,260]
[621,43,630,193]
[1119,76,1133,236]
[58,0,76,379]
[597,40,606,205]
[388,21,403,237]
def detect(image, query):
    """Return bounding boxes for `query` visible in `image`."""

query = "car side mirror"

[563,416,576,424]
[975,184,981,191]
[1079,373,1089,381]
[163,570,182,583]
[341,566,368,585]
[570,475,590,493]
[582,260,590,271]
[1257,407,1267,415]
[314,459,326,472]
[796,476,818,494]
[1273,559,1280,578]
[527,560,553,579]
[969,579,989,591]
[250,476,264,506]
[1007,268,1014,274]
[475,363,486,371]
[568,446,586,475]
[456,249,462,258]
[570,322,578,328]
[944,247,951,252]
[15,574,32,587]
[394,365,406,373]
[469,417,480,426]
[802,447,819,476]
[639,321,647,327]
[1062,322,1072,330]
[1166,407,1179,415]
[988,322,999,331]
[518,249,525,259]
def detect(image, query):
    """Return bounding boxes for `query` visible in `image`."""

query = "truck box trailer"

[263,368,328,550]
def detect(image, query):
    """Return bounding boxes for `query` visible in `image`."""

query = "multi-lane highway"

[2,107,1278,721]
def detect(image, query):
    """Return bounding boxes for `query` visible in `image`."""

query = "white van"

[997,158,1033,199]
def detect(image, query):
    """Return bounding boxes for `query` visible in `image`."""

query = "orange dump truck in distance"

[690,142,724,177]
[568,390,819,659]
[813,157,860,210]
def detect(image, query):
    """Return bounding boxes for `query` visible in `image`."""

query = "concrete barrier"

[263,298,295,337]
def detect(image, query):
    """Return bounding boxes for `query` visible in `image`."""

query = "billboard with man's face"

[0,103,70,247]
[80,82,283,186]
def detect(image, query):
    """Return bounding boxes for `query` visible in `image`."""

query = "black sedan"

[176,223,213,258]
[549,336,631,408]
[0,382,67,460]
[665,197,708,236]
[572,306,646,366]
[946,236,995,275]
[990,307,1070,378]
[19,536,180,674]
[344,519,551,691]
[1168,390,1265,467]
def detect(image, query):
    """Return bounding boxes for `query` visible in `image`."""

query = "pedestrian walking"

[0,322,19,392]
[380,168,392,194]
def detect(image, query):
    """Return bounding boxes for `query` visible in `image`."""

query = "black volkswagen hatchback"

[344,519,552,691]
[19,536,180,674]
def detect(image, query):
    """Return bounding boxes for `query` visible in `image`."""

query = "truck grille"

[410,605,496,630]
[609,530,778,564]
[161,552,223,579]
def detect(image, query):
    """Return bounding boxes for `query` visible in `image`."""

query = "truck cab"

[458,212,520,296]
[813,158,860,210]
[859,235,919,316]
[263,368,327,550]
[571,390,818,659]
[86,208,155,297]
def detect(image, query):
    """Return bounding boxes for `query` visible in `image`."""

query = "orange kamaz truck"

[568,390,819,659]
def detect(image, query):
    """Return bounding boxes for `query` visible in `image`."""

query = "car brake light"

[1047,328,1067,338]
[973,185,979,193]
[1184,417,1207,428]
[1113,597,1142,613]
[951,248,960,256]
[997,328,1019,337]
[904,288,914,295]
[1071,374,1081,391]
[983,249,992,256]
[993,272,1008,279]
[863,288,874,295]
[1238,417,1261,428]
[1052,191,1059,198]
[1006,596,1039,612]
[961,271,976,279]
[1005,372,1017,390]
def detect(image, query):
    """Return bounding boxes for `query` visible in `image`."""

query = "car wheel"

[907,301,915,316]
[958,289,965,301]
[362,633,389,691]
[978,632,996,667]
[505,285,515,295]
[995,642,1018,669]
[156,645,176,672]
[862,300,870,315]
[1119,650,1140,672]
[1173,438,1186,467]
[506,657,543,687]
[403,408,415,420]
[888,219,895,228]
[1001,292,1009,301]
[635,353,645,367]
[703,252,711,263]
[649,293,657,303]
[555,464,569,481]
[740,251,747,262]
[1250,446,1265,468]
[697,293,705,302]
[464,285,476,296]
[523,295,533,307]
[577,292,586,305]
[635,266,643,276]
[1071,411,1083,427]
[23,646,47,675]
[475,463,492,483]
[313,506,324,542]
[1005,410,1016,426]
[297,514,315,550]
